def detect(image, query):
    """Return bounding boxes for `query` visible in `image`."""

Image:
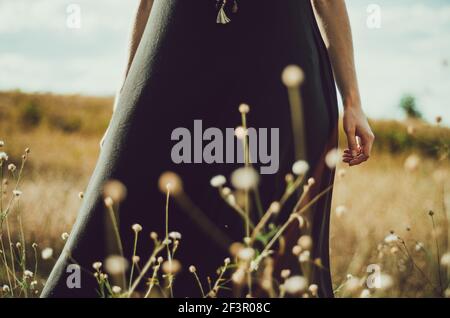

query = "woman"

[42,0,374,298]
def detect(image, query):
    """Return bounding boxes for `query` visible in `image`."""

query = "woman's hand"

[312,0,374,166]
[342,103,375,166]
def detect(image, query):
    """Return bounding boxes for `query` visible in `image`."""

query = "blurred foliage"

[399,94,422,119]
[20,100,42,128]
[1,90,449,161]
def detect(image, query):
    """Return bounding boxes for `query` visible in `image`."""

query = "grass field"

[0,91,449,298]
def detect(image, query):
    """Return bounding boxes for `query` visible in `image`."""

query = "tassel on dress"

[216,0,238,24]
[217,3,231,24]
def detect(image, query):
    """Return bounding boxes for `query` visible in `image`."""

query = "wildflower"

[30,280,38,290]
[415,242,424,252]
[158,171,183,196]
[231,167,259,190]
[295,215,305,229]
[314,258,323,267]
[32,242,38,248]
[283,276,308,294]
[189,265,196,273]
[41,247,53,260]
[103,180,127,203]
[8,164,16,172]
[299,250,310,263]
[292,160,309,175]
[234,126,247,140]
[232,268,246,285]
[281,269,291,279]
[0,152,8,162]
[298,235,313,251]
[292,245,302,256]
[2,285,10,293]
[104,196,114,208]
[169,231,182,240]
[78,192,84,199]
[390,246,399,254]
[404,154,420,172]
[360,289,371,298]
[237,247,255,261]
[335,205,347,218]
[210,175,227,188]
[112,286,122,294]
[13,190,22,197]
[24,270,34,278]
[307,177,315,186]
[16,242,21,249]
[105,255,129,275]
[221,187,232,197]
[162,259,182,274]
[346,274,353,280]
[269,201,281,214]
[226,194,236,206]
[229,242,245,257]
[325,148,340,169]
[132,256,140,264]
[445,289,450,298]
[61,232,69,240]
[308,284,318,297]
[92,262,102,271]
[132,223,143,233]
[384,232,398,244]
[285,173,294,183]
[239,103,250,114]
[441,252,450,267]
[377,273,394,290]
[261,279,272,291]
[150,232,158,240]
[224,258,231,265]
[345,277,360,292]
[157,256,164,264]
[282,65,305,88]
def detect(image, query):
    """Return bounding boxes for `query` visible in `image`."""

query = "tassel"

[216,3,231,24]
[232,0,238,13]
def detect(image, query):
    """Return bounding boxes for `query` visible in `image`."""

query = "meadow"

[0,90,449,298]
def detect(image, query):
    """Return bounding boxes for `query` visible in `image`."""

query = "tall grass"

[0,79,449,297]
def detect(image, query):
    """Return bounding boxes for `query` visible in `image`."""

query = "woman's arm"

[124,1,154,83]
[312,0,375,166]
[101,1,153,148]
[114,0,154,112]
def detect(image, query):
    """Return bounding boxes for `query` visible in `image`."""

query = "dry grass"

[1,90,449,297]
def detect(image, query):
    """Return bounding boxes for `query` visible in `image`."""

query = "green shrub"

[19,101,42,128]
[48,115,82,133]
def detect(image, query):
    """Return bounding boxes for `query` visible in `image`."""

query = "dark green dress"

[42,0,338,298]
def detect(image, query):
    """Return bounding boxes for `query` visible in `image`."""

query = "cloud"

[347,0,450,123]
[0,0,448,123]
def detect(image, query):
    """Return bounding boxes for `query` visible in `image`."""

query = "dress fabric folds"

[42,0,338,298]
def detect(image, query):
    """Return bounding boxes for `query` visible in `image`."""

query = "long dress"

[42,0,338,298]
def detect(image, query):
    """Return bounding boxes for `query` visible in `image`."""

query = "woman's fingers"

[361,132,375,158]
[345,127,359,157]
[342,147,367,166]
[349,154,367,166]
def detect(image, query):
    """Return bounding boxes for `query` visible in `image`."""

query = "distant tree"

[399,94,422,119]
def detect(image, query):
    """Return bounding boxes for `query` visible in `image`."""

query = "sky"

[0,0,449,124]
